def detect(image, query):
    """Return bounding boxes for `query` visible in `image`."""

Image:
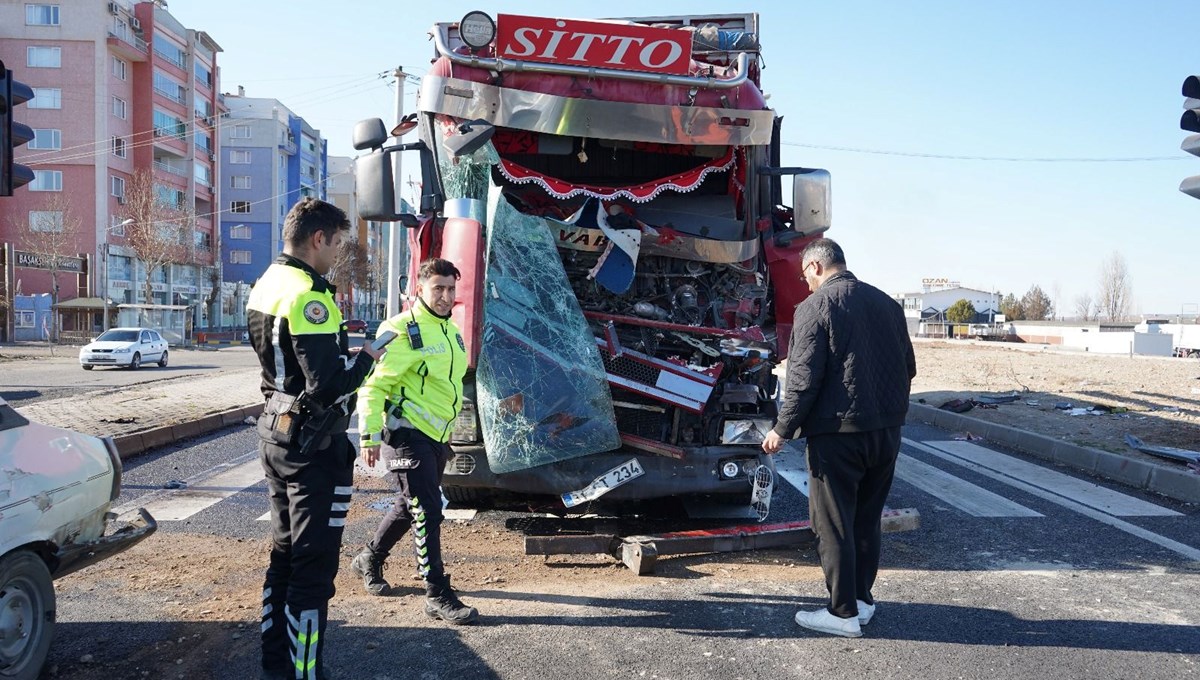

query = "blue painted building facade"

[220,95,327,287]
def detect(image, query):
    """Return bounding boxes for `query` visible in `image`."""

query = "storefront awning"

[52,297,113,310]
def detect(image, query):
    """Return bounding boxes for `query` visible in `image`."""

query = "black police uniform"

[246,254,375,680]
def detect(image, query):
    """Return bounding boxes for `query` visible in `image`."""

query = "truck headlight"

[721,419,773,445]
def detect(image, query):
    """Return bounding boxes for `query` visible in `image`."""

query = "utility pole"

[386,66,406,317]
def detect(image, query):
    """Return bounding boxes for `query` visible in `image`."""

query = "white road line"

[257,511,271,522]
[927,440,1181,517]
[904,438,1200,562]
[136,458,265,521]
[895,453,1043,518]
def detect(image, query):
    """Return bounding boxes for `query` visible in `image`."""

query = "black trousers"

[259,433,355,678]
[367,427,450,583]
[805,426,901,619]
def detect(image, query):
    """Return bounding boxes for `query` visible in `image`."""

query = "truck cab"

[355,12,831,517]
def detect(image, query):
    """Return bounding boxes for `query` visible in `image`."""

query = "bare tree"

[204,267,221,330]
[1050,281,1062,322]
[327,238,371,316]
[10,193,83,342]
[1073,292,1097,321]
[122,169,189,308]
[1097,252,1132,322]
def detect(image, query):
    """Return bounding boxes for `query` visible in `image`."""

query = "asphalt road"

[0,344,262,406]
[44,422,1200,680]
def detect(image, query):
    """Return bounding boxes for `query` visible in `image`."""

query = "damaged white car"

[0,397,156,680]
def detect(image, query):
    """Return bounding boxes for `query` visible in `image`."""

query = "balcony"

[153,160,188,177]
[280,137,297,155]
[107,31,148,62]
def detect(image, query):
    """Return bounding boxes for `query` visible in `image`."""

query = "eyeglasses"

[802,260,817,276]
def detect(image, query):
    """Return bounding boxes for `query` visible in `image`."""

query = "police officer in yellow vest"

[350,257,478,624]
[246,198,383,680]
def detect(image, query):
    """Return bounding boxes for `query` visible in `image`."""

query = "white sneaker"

[857,600,876,626]
[794,607,863,638]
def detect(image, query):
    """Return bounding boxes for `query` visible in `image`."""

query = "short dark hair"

[418,258,461,281]
[282,198,350,250]
[801,238,847,269]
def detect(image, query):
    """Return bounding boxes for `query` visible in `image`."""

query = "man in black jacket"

[763,238,916,638]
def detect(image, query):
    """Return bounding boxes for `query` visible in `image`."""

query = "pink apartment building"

[0,0,221,342]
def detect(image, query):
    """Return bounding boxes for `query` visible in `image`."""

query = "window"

[29,210,63,232]
[231,150,251,164]
[194,62,212,89]
[231,200,251,214]
[231,175,251,189]
[153,110,186,140]
[28,88,61,109]
[153,36,186,69]
[153,70,185,102]
[194,162,210,185]
[25,4,59,26]
[28,128,61,150]
[194,231,212,250]
[111,176,126,198]
[112,136,127,158]
[110,215,126,237]
[232,125,252,139]
[27,46,61,68]
[230,250,252,265]
[15,311,36,329]
[112,96,127,119]
[30,170,62,192]
[112,56,127,80]
[230,224,252,239]
[194,98,212,120]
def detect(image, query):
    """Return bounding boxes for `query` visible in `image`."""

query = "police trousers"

[805,426,901,619]
[367,426,450,583]
[259,432,355,678]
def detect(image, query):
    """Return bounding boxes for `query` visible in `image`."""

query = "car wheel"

[82,365,94,370]
[0,551,57,680]
[129,352,141,370]
[158,350,169,368]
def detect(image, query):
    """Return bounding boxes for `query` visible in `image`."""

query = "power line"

[781,141,1186,163]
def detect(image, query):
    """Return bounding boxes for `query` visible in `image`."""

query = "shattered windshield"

[432,126,620,472]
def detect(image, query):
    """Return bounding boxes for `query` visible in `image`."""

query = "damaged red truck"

[354,12,831,517]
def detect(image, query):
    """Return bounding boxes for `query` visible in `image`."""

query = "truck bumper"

[54,508,157,579]
[443,444,773,502]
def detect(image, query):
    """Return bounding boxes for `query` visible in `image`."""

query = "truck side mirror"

[443,119,495,157]
[792,169,831,235]
[352,118,389,151]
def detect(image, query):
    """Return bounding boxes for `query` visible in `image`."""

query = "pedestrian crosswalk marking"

[904,437,1200,562]
[772,448,810,497]
[926,441,1181,518]
[895,453,1043,518]
[136,458,265,521]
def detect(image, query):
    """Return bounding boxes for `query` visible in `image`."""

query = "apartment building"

[219,91,327,297]
[0,0,222,341]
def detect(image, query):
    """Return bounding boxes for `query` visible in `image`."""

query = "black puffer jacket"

[773,271,916,438]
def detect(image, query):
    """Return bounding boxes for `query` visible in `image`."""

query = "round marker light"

[721,461,741,479]
[459,11,496,50]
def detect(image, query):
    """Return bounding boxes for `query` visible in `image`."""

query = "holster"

[257,392,305,446]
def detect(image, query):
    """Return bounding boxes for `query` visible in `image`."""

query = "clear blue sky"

[170,1,1200,315]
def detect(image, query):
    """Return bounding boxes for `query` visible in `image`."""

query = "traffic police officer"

[246,198,383,679]
[350,257,478,624]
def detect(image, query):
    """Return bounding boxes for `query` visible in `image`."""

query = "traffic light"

[1181,75,1200,200]
[1,60,35,197]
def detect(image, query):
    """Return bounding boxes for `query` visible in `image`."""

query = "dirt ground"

[909,340,1200,454]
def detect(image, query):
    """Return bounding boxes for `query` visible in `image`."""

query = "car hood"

[82,341,136,351]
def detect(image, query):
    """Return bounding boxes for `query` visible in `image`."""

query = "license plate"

[561,458,645,508]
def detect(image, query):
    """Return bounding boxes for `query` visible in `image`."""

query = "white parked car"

[0,397,156,679]
[79,327,169,370]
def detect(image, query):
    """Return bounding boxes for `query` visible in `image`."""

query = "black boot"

[350,546,391,596]
[424,574,479,625]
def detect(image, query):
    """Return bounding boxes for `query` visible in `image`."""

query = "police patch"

[303,300,329,325]
[456,333,466,352]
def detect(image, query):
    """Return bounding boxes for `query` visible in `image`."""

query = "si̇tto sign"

[496,14,694,76]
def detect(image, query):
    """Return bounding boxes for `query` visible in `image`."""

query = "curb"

[906,403,1200,504]
[112,403,263,460]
